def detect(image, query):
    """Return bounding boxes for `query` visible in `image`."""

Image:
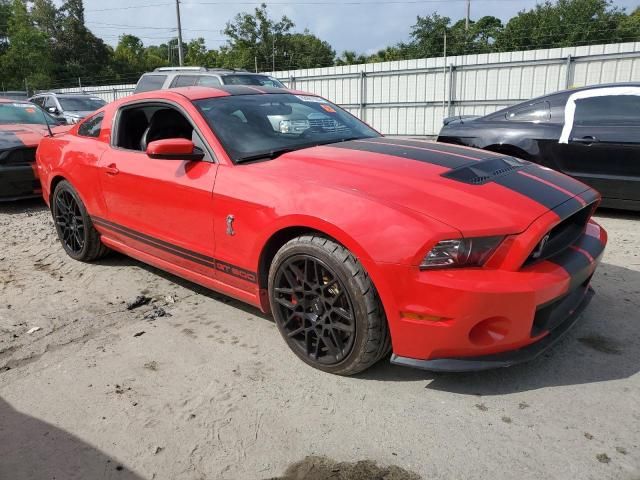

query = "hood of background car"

[0,124,48,150]
[261,137,594,235]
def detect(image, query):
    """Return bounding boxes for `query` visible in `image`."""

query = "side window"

[506,101,550,122]
[44,96,57,109]
[135,75,167,93]
[197,75,222,87]
[31,97,44,107]
[78,113,104,138]
[115,105,194,153]
[170,75,198,88]
[574,95,640,127]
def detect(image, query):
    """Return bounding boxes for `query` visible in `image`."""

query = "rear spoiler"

[442,115,481,126]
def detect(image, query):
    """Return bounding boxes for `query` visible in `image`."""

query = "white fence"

[53,42,640,136]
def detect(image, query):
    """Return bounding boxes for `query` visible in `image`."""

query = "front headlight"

[420,236,504,269]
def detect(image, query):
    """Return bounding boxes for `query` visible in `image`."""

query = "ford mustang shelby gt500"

[36,86,607,375]
[0,98,63,201]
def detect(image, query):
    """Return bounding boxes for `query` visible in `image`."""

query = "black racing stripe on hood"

[522,166,589,196]
[0,129,26,150]
[387,138,503,159]
[494,170,582,211]
[578,235,605,259]
[327,138,476,169]
[549,247,592,277]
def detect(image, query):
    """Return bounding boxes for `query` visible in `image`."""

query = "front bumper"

[0,163,41,202]
[381,219,606,371]
[391,286,594,372]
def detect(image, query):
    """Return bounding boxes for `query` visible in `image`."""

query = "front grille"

[309,118,348,133]
[524,203,594,266]
[531,274,592,337]
[0,147,37,165]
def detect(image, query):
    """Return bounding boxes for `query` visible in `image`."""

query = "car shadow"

[95,252,272,321]
[0,197,47,215]
[595,207,640,221]
[0,397,143,479]
[358,262,640,394]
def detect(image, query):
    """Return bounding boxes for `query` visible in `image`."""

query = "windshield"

[58,97,106,112]
[222,75,286,88]
[0,103,54,125]
[195,93,379,162]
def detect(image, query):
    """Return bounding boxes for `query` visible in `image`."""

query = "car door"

[98,101,219,278]
[551,92,640,203]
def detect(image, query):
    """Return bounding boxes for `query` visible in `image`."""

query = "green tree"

[0,0,53,90]
[54,0,112,83]
[0,0,12,56]
[495,0,627,51]
[221,3,333,71]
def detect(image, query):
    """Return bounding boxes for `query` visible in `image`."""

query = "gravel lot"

[0,199,638,480]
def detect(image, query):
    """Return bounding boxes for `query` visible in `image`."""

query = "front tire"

[268,235,390,375]
[52,180,108,262]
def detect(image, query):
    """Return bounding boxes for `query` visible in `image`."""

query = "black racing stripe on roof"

[494,169,580,210]
[327,138,475,169]
[213,85,291,96]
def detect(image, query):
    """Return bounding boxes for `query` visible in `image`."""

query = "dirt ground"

[0,198,638,480]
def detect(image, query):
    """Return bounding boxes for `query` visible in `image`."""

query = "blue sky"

[77,0,639,55]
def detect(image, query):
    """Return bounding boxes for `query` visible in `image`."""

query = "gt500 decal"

[92,217,257,283]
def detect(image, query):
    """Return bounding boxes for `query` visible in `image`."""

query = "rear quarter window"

[135,75,167,93]
[78,113,104,138]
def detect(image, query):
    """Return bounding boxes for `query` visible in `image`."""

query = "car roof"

[114,86,312,105]
[523,82,640,104]
[148,67,269,76]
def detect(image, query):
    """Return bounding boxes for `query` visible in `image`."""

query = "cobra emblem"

[226,214,235,236]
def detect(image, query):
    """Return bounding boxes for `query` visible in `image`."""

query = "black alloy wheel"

[51,180,109,262]
[54,189,85,255]
[268,235,390,375]
[273,254,356,365]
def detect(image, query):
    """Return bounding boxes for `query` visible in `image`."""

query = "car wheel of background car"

[52,180,109,262]
[268,235,390,375]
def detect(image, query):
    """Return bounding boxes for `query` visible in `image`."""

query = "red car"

[36,86,607,375]
[0,98,61,201]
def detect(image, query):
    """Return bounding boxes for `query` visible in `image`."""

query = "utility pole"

[465,0,470,30]
[175,0,184,66]
[272,37,275,72]
[255,56,258,73]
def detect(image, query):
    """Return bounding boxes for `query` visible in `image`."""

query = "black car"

[437,83,640,211]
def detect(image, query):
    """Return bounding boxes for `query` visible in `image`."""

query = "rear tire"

[268,235,390,375]
[51,180,109,262]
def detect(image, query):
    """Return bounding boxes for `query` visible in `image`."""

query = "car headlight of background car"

[420,236,504,269]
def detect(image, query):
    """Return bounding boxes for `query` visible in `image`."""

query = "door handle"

[104,164,119,175]
[570,136,600,145]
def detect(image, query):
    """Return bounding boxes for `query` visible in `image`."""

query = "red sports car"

[36,86,607,375]
[0,98,62,201]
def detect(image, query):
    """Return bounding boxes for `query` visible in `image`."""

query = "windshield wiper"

[235,147,298,164]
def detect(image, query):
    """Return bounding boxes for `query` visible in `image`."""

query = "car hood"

[258,137,594,235]
[0,124,48,150]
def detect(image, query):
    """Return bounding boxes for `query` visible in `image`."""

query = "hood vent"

[443,156,529,185]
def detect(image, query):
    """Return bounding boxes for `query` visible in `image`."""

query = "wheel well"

[49,175,67,204]
[258,227,331,290]
[484,144,531,160]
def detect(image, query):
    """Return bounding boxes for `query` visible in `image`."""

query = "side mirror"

[46,106,58,114]
[146,138,205,161]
